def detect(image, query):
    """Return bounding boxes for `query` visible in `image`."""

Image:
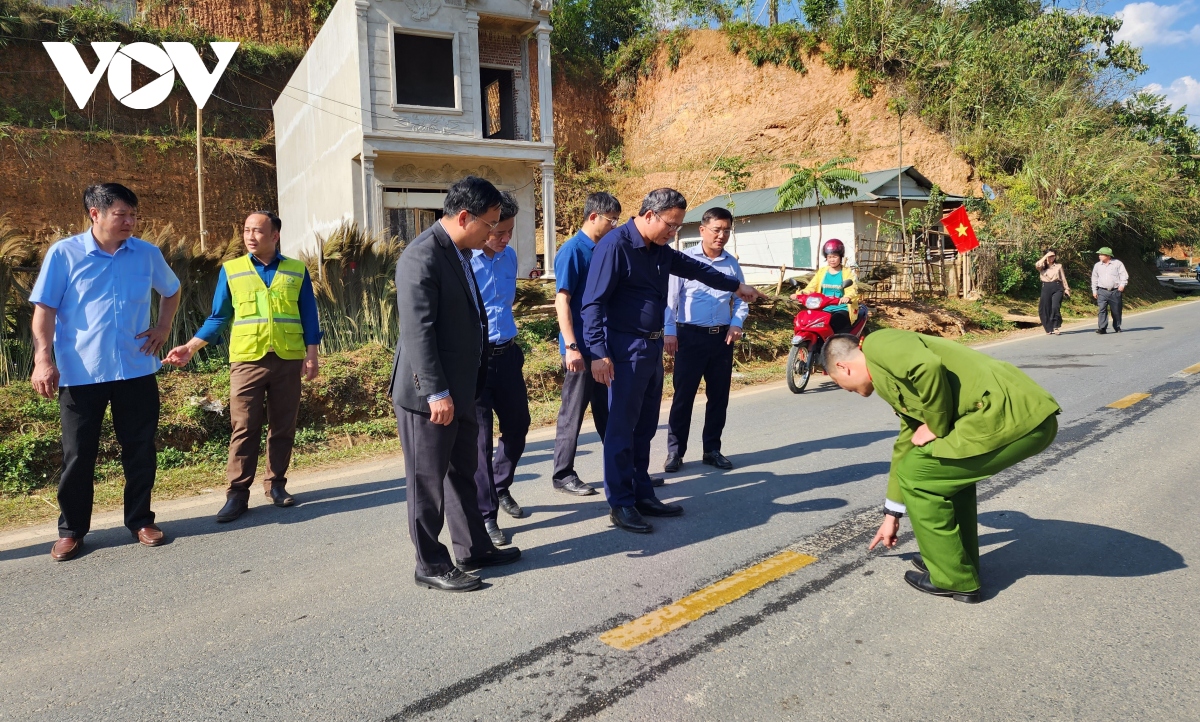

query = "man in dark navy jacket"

[581,189,765,533]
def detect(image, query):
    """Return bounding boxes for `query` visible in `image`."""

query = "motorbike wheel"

[786,342,812,394]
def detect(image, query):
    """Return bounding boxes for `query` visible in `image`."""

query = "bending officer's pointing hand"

[591,357,614,387]
[428,397,455,426]
[869,514,899,550]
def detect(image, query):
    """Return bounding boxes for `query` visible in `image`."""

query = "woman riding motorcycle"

[801,239,858,334]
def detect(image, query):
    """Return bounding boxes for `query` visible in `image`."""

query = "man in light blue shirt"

[469,192,530,547]
[551,191,622,496]
[29,183,181,561]
[662,206,748,473]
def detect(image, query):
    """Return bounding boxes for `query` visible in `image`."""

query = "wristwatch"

[883,508,903,520]
[567,342,579,351]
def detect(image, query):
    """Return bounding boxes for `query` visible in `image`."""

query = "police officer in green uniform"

[823,330,1060,603]
[165,211,322,522]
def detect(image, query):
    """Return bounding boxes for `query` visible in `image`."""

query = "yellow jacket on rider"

[803,265,859,323]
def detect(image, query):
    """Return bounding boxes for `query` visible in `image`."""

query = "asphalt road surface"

[2,303,1197,721]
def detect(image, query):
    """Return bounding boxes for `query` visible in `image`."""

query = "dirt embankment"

[0,129,276,242]
[611,30,976,211]
[142,0,318,46]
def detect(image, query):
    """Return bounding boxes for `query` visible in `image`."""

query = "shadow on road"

[0,477,405,564]
[978,509,1186,599]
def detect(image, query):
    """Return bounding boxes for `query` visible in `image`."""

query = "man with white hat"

[1091,247,1128,334]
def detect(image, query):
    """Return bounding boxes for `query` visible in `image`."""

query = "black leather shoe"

[651,476,665,488]
[903,570,980,604]
[911,554,928,573]
[485,519,508,547]
[457,546,522,570]
[498,492,524,519]
[702,452,734,470]
[610,505,652,533]
[1114,327,1122,333]
[269,486,295,507]
[556,477,597,496]
[1096,328,1107,334]
[415,568,481,592]
[663,454,682,472]
[216,495,248,523]
[635,497,683,517]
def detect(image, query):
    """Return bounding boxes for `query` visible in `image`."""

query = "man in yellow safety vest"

[165,211,322,522]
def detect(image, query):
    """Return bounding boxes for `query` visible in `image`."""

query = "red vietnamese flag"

[943,205,979,253]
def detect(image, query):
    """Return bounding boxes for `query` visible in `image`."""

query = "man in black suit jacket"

[392,176,522,592]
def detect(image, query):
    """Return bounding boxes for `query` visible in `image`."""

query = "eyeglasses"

[703,226,732,238]
[598,214,620,225]
[653,211,684,233]
[471,214,500,231]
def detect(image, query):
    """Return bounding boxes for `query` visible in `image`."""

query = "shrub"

[0,431,60,493]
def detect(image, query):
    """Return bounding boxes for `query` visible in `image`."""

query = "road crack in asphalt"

[385,372,1200,721]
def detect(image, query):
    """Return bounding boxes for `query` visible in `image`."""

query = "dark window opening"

[479,67,515,140]
[387,207,442,244]
[394,33,456,108]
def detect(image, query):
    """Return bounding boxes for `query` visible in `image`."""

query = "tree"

[714,155,751,254]
[774,156,867,245]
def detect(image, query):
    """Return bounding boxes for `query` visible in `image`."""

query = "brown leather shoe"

[135,524,165,547]
[51,537,82,561]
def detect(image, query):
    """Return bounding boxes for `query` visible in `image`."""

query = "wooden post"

[196,106,207,252]
[776,265,786,296]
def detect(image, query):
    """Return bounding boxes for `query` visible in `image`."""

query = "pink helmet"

[822,239,846,258]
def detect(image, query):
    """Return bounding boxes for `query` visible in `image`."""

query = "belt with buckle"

[679,323,729,335]
[490,339,516,355]
[644,330,664,340]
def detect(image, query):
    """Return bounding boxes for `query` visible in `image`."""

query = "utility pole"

[196,106,208,252]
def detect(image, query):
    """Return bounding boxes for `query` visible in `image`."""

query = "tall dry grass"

[302,222,403,353]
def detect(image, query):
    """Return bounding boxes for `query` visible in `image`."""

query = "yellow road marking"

[599,551,817,651]
[1181,363,1200,376]
[1107,393,1151,409]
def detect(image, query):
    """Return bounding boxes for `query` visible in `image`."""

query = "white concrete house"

[680,167,964,284]
[274,0,557,277]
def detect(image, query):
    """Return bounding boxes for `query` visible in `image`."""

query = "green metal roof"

[683,166,966,223]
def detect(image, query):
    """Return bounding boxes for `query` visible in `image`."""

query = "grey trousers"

[1097,288,1123,331]
[396,403,494,576]
[552,360,609,486]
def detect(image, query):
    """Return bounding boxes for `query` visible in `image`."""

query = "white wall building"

[274,0,557,277]
[680,167,964,284]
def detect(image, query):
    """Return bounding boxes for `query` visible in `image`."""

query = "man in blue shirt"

[30,183,181,561]
[469,192,530,547]
[164,211,322,522]
[663,207,748,474]
[581,189,765,534]
[551,191,622,496]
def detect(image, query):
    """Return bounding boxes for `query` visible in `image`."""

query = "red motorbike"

[786,292,869,393]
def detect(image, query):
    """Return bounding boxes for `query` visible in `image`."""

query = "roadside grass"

[0,355,792,531]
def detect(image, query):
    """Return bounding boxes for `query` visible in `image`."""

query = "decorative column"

[355,0,373,132]
[535,22,553,145]
[466,12,483,139]
[542,160,556,277]
[362,151,377,233]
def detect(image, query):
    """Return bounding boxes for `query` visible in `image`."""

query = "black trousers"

[551,356,609,486]
[396,403,493,576]
[1097,288,1123,331]
[1039,281,1064,333]
[667,325,734,457]
[57,374,159,538]
[474,343,530,521]
[828,310,852,334]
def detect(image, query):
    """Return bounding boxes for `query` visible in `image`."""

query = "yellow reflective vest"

[224,254,307,362]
